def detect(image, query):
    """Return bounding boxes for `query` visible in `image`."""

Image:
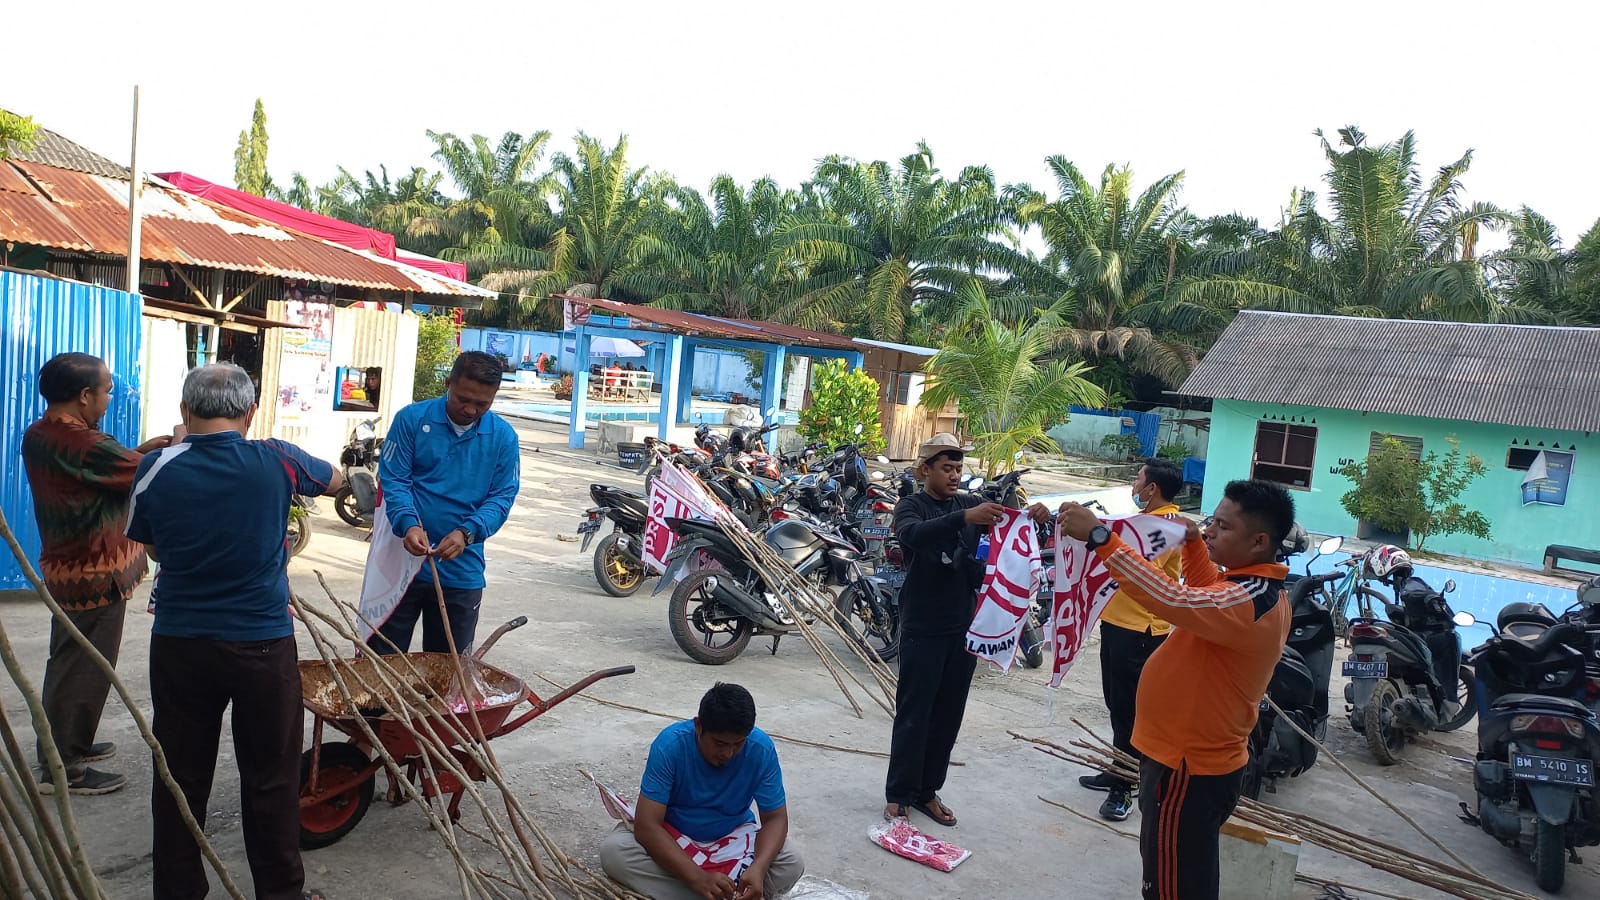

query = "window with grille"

[1369,433,1423,460]
[1251,421,1318,489]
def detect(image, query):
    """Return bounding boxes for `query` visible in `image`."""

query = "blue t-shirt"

[126,432,333,641]
[639,720,786,843]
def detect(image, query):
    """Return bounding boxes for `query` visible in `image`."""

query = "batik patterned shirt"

[20,415,148,610]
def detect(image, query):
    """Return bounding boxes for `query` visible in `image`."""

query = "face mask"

[1132,486,1145,505]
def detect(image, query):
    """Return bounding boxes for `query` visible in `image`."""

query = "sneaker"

[81,742,116,763]
[1100,788,1134,822]
[36,767,127,796]
[1079,772,1123,792]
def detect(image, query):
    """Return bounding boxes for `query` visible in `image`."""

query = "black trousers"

[1138,758,1245,900]
[38,599,125,772]
[367,578,484,655]
[1100,621,1168,789]
[150,635,304,900]
[885,632,977,806]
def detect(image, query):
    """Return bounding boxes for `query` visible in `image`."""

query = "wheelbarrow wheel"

[299,742,375,849]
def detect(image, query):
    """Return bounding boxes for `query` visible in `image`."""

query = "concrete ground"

[2,417,1597,899]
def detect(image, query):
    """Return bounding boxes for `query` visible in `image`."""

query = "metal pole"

[207,270,224,363]
[125,86,142,296]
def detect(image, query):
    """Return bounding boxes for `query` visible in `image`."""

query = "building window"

[1369,432,1423,459]
[1252,421,1318,489]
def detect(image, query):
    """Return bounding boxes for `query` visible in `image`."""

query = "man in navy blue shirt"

[601,683,803,900]
[367,350,520,654]
[126,363,340,900]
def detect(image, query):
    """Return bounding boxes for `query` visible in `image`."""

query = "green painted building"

[1179,312,1600,569]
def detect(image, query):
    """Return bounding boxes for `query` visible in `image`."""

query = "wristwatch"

[1085,525,1111,551]
[456,527,476,546]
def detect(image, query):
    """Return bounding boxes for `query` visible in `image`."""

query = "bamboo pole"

[0,508,245,900]
[0,704,77,899]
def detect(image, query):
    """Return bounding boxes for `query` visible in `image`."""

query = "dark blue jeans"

[367,578,484,655]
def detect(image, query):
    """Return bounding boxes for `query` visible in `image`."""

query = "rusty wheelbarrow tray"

[296,617,634,848]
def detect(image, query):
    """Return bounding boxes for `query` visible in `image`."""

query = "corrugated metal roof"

[0,158,490,303]
[7,124,130,179]
[558,295,918,354]
[1178,311,1600,432]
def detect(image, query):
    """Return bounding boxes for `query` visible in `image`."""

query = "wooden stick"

[0,509,245,900]
[0,771,55,900]
[1036,795,1138,842]
[0,708,76,899]
[1294,873,1414,900]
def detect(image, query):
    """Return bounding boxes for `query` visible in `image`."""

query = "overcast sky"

[8,0,1595,242]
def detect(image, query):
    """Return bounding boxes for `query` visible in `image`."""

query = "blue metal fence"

[1069,405,1162,457]
[1,270,144,591]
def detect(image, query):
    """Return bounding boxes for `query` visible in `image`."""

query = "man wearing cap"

[883,433,1048,826]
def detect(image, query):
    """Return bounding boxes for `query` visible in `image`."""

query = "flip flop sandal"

[883,803,909,821]
[303,891,327,900]
[913,797,957,827]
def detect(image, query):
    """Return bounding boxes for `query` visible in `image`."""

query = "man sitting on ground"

[601,683,804,900]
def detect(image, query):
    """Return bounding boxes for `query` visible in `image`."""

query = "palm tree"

[1017,158,1221,389]
[772,143,1032,341]
[1485,209,1600,325]
[422,129,554,272]
[1188,127,1537,323]
[621,175,793,319]
[920,283,1107,477]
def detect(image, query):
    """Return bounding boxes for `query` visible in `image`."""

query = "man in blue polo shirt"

[367,350,520,654]
[601,683,804,900]
[126,362,341,900]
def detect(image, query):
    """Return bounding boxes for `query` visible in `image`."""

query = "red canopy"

[155,171,468,282]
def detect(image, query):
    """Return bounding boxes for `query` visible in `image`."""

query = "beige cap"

[917,432,969,468]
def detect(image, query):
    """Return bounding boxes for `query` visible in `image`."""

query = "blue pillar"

[568,327,591,448]
[677,342,697,424]
[657,334,684,440]
[760,345,786,418]
[844,350,864,371]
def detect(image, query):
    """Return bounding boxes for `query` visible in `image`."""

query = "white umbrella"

[586,336,645,359]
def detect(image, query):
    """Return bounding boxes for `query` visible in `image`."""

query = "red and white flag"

[357,499,426,641]
[868,818,972,872]
[964,508,1041,672]
[640,460,727,574]
[1049,514,1188,687]
[585,772,759,881]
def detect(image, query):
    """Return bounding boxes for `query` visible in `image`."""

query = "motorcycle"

[333,417,382,529]
[1242,532,1344,799]
[578,482,652,597]
[287,494,313,558]
[1344,558,1477,765]
[653,514,899,666]
[1462,582,1600,892]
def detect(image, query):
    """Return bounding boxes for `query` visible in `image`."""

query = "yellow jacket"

[1099,503,1180,635]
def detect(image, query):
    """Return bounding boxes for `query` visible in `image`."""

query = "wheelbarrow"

[296,616,635,848]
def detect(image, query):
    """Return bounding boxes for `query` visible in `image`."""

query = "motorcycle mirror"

[1317,535,1344,556]
[765,406,777,418]
[853,423,864,435]
[870,471,886,482]
[1444,578,1457,594]
[876,455,890,464]
[1452,610,1476,628]
[967,477,985,491]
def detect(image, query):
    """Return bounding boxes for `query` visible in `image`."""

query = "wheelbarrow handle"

[472,616,529,660]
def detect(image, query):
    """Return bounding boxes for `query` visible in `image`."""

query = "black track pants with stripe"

[1138,757,1245,900]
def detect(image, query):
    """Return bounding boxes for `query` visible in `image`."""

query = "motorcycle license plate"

[577,519,602,535]
[1342,660,1388,678]
[863,525,891,538]
[1511,752,1595,788]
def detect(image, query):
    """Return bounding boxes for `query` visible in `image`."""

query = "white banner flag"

[1050,514,1189,686]
[640,460,726,574]
[964,508,1041,672]
[357,501,426,641]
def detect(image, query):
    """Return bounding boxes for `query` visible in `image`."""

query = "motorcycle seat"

[1490,693,1594,717]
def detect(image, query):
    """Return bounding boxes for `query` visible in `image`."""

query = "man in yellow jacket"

[1080,457,1186,821]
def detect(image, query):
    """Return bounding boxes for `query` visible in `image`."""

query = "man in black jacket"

[883,433,1046,826]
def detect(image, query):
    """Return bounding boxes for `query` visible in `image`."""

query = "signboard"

[277,295,335,422]
[1522,450,1575,506]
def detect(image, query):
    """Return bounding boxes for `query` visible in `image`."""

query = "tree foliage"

[413,314,460,400]
[797,360,883,454]
[1337,436,1491,551]
[233,99,274,197]
[0,110,39,161]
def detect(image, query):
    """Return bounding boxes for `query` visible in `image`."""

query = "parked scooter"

[1243,532,1345,799]
[578,483,651,597]
[333,417,382,528]
[1343,546,1476,764]
[1461,579,1600,892]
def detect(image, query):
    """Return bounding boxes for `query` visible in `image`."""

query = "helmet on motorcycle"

[727,427,750,453]
[1363,545,1412,581]
[1279,522,1309,559]
[1578,576,1600,608]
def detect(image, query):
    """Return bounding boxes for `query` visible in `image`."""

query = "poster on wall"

[1521,450,1574,506]
[275,352,333,423]
[485,331,515,362]
[277,290,335,423]
[281,294,335,356]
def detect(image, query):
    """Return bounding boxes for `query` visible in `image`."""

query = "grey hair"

[182,363,257,419]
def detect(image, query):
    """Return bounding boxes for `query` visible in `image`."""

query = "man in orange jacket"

[1059,479,1294,900]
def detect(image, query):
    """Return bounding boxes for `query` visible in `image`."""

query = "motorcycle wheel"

[1018,617,1046,669]
[1533,819,1566,893]
[333,486,370,529]
[287,513,312,559]
[833,582,900,663]
[593,533,646,598]
[1363,679,1406,766]
[668,573,752,665]
[1436,665,1477,733]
